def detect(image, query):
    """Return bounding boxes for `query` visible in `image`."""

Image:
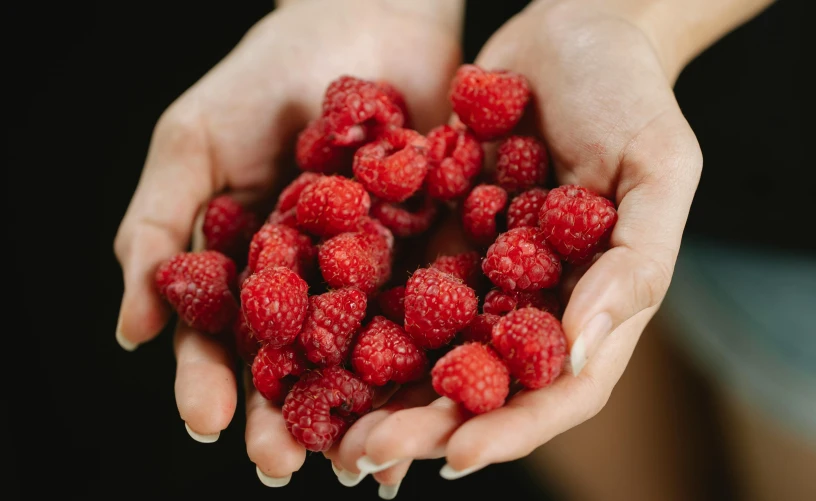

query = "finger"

[563,108,702,375]
[331,381,437,487]
[173,320,238,442]
[363,394,471,467]
[373,460,412,500]
[244,369,307,487]
[442,308,652,476]
[113,105,218,350]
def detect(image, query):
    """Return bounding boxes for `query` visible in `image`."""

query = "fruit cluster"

[154,65,618,452]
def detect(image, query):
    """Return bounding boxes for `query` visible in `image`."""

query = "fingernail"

[570,312,612,376]
[335,467,366,487]
[115,315,139,352]
[378,480,402,499]
[184,422,220,443]
[439,463,484,480]
[256,465,291,487]
[331,462,343,476]
[357,456,401,475]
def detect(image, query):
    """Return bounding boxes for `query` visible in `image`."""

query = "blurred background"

[9,0,808,499]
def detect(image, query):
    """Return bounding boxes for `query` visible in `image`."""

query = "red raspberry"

[233,309,260,364]
[495,136,549,192]
[247,223,315,276]
[507,188,549,230]
[276,172,322,213]
[459,313,500,344]
[356,216,395,254]
[265,208,298,228]
[251,344,307,403]
[296,176,371,237]
[299,288,367,366]
[371,196,438,237]
[404,268,478,349]
[155,251,238,334]
[318,232,383,296]
[202,196,259,261]
[240,266,309,348]
[353,128,429,203]
[351,316,427,386]
[430,251,482,290]
[295,117,354,173]
[431,343,510,414]
[322,76,404,146]
[376,286,405,324]
[449,64,531,141]
[492,308,567,389]
[282,366,373,451]
[375,80,411,127]
[425,125,483,200]
[539,185,618,264]
[237,266,251,289]
[483,288,561,318]
[482,227,562,291]
[463,184,508,246]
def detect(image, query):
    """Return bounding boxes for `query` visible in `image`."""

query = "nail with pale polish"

[357,456,401,475]
[184,422,220,443]
[336,467,366,487]
[439,463,484,480]
[378,481,401,499]
[256,466,291,487]
[570,312,613,376]
[115,316,138,352]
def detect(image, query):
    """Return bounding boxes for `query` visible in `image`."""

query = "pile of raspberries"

[154,65,618,453]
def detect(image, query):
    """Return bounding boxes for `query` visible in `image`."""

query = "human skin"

[113,0,774,494]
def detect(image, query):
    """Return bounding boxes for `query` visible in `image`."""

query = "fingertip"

[256,465,292,488]
[245,393,307,477]
[185,422,220,443]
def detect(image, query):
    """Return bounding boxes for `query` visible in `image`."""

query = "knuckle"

[578,375,612,421]
[633,253,673,309]
[152,99,206,150]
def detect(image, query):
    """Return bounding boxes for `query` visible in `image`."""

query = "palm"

[329,5,703,491]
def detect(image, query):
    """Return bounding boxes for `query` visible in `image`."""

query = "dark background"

[9,0,803,497]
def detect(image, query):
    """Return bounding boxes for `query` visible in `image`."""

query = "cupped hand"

[113,0,462,486]
[329,0,703,493]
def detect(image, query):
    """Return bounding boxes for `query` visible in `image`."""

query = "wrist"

[530,0,775,83]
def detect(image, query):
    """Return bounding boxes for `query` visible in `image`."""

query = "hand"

[113,0,462,486]
[328,0,703,492]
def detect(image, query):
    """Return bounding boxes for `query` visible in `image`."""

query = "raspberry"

[404,268,478,349]
[155,251,238,334]
[318,232,384,296]
[265,208,298,228]
[251,344,307,403]
[459,313,500,344]
[482,227,562,291]
[322,76,404,146]
[492,308,567,389]
[240,266,309,347]
[376,286,405,324]
[299,288,367,366]
[296,176,371,237]
[351,316,427,386]
[463,184,508,246]
[276,172,322,213]
[507,188,549,230]
[295,117,354,173]
[247,223,315,276]
[495,136,549,192]
[425,125,483,200]
[483,288,561,318]
[449,64,531,141]
[233,309,260,364]
[282,366,373,451]
[371,196,438,237]
[356,216,395,254]
[431,343,510,414]
[352,128,429,202]
[539,185,618,264]
[375,80,411,127]
[202,196,259,261]
[430,251,482,290]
